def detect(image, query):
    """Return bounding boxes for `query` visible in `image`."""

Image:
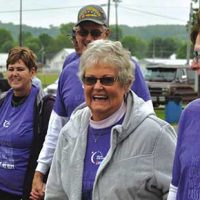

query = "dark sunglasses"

[83,76,118,86]
[193,50,200,62]
[76,29,103,37]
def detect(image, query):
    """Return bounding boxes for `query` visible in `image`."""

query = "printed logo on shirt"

[0,154,15,169]
[91,151,104,165]
[0,161,14,169]
[0,141,15,170]
[3,120,11,128]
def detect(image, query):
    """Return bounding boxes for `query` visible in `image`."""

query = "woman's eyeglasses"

[193,50,200,62]
[76,29,103,38]
[83,76,118,86]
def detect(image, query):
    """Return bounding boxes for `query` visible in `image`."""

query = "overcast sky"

[0,0,197,28]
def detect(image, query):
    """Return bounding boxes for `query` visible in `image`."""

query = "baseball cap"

[76,5,108,27]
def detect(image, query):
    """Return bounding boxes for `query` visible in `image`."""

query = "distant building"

[0,53,8,72]
[46,48,75,72]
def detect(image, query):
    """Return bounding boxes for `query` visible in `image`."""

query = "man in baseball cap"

[74,4,111,53]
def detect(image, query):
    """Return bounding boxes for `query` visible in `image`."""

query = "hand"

[30,171,45,200]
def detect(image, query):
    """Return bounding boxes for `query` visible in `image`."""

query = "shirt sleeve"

[170,108,186,187]
[53,71,67,117]
[36,110,68,174]
[167,184,177,200]
[54,59,84,118]
[62,52,79,70]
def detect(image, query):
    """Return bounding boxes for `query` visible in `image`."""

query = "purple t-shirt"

[171,99,200,199]
[82,126,111,200]
[54,58,85,117]
[54,57,151,118]
[82,116,124,200]
[0,86,38,195]
[131,59,151,102]
[62,52,79,70]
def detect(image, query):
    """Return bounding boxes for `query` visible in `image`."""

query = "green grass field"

[155,108,165,120]
[37,72,59,88]
[155,107,179,129]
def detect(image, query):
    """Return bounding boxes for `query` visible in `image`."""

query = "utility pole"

[19,0,22,46]
[114,0,119,40]
[113,0,121,41]
[107,0,111,26]
[186,2,192,65]
[152,38,155,59]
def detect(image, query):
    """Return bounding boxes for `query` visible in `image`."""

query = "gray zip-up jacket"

[45,91,176,200]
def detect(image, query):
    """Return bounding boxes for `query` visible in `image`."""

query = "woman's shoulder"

[177,99,200,124]
[137,114,177,147]
[69,105,90,128]
[184,98,200,112]
[62,57,80,74]
[61,104,90,138]
[0,89,12,106]
[0,90,8,100]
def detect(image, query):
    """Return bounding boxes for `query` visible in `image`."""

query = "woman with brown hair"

[0,47,54,200]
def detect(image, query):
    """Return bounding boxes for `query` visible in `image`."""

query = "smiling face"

[75,21,110,54]
[7,59,35,96]
[83,62,129,121]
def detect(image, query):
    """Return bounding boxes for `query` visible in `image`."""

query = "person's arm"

[167,184,177,200]
[30,171,45,200]
[153,124,177,200]
[36,110,68,174]
[131,59,154,111]
[30,110,68,199]
[45,129,68,200]
[31,70,69,199]
[36,69,69,173]
[166,107,187,200]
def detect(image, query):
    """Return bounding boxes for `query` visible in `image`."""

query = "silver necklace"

[92,133,101,143]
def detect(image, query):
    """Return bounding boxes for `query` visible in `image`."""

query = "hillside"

[0,21,187,41]
[0,21,59,40]
[120,24,187,40]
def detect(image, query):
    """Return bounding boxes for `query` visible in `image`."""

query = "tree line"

[0,22,193,65]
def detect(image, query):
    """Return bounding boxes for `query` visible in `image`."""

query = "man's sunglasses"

[83,76,118,86]
[76,29,103,38]
[193,50,200,62]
